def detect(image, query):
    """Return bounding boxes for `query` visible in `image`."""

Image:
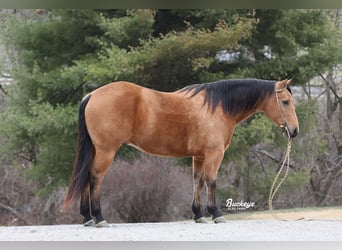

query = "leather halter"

[275,86,291,138]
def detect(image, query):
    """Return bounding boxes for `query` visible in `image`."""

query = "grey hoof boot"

[195,217,208,223]
[213,216,226,223]
[96,220,109,228]
[83,219,95,227]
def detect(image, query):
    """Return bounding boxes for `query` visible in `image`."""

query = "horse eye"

[282,100,289,106]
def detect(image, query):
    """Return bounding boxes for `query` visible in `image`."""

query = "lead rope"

[268,137,302,221]
[269,88,304,221]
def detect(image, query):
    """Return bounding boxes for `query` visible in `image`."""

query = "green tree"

[0,10,105,194]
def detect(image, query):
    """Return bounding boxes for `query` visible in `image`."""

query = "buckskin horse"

[63,79,299,227]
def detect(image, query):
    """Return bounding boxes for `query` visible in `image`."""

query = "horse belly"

[128,111,194,157]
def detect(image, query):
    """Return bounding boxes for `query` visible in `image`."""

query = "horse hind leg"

[80,183,95,226]
[88,148,116,227]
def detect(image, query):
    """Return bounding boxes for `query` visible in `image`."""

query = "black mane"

[181,79,281,115]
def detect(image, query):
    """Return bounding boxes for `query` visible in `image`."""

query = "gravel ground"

[1,219,342,241]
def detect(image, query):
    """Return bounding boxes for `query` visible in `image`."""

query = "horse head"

[264,79,299,138]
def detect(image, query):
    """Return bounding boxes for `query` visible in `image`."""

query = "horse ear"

[277,79,288,89]
[286,79,292,85]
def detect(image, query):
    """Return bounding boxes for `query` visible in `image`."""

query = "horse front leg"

[206,178,226,223]
[191,156,207,223]
[204,149,226,223]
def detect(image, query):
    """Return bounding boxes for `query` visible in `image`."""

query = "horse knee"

[206,178,217,189]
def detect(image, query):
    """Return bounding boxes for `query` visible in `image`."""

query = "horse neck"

[231,99,266,124]
[232,109,259,124]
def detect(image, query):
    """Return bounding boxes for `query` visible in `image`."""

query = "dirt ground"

[246,207,342,220]
[0,208,342,241]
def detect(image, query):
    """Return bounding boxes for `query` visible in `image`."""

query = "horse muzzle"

[281,124,298,138]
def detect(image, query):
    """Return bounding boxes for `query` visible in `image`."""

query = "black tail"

[64,94,94,208]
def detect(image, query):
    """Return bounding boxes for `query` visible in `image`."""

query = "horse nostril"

[292,128,298,138]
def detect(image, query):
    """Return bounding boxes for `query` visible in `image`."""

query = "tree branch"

[0,201,30,225]
[256,150,297,171]
[62,81,87,104]
[252,151,268,176]
[319,73,341,103]
[0,84,8,95]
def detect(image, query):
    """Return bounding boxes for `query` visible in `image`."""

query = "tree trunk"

[338,101,342,155]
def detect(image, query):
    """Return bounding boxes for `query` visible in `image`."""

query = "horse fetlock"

[96,220,109,228]
[213,216,226,224]
[195,217,208,223]
[192,203,204,220]
[83,219,95,227]
[207,205,222,219]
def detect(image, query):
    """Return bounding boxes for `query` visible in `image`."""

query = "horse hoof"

[213,216,226,223]
[83,219,95,227]
[96,220,109,228]
[195,217,208,223]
